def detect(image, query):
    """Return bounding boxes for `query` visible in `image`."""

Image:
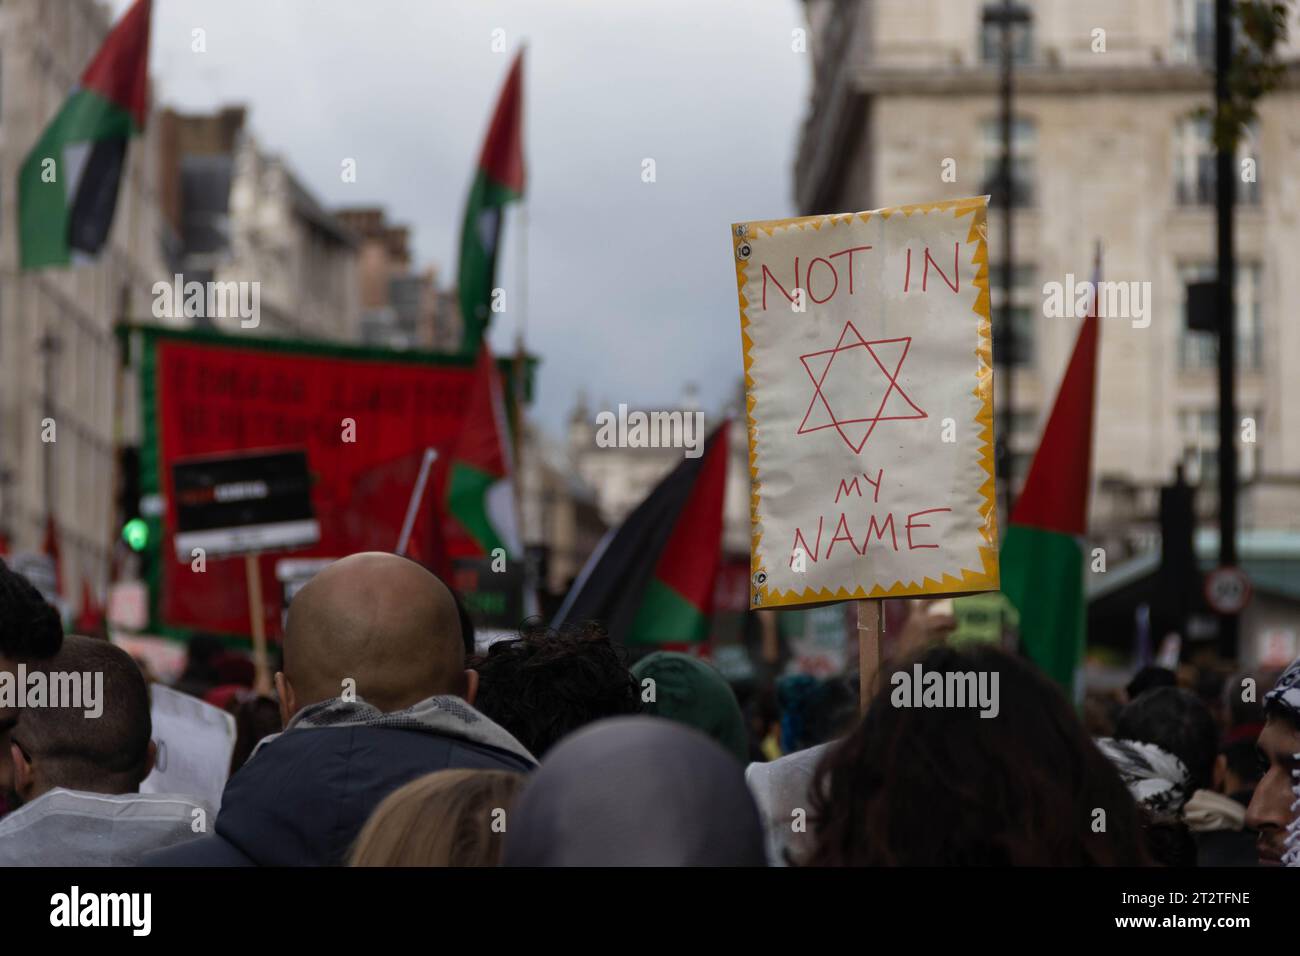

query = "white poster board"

[139,684,236,813]
[731,197,999,609]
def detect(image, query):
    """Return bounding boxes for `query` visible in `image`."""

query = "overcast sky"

[115,0,810,437]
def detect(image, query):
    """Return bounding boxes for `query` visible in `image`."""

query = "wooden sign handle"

[245,553,272,695]
[857,599,884,714]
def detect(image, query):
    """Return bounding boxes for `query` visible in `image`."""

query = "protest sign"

[107,581,150,632]
[139,684,235,813]
[172,449,319,560]
[782,604,850,677]
[111,633,187,684]
[452,556,525,631]
[275,557,336,628]
[731,196,999,610]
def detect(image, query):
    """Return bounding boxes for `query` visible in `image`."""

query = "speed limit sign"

[1204,567,1252,615]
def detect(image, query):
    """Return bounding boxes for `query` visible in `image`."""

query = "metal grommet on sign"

[737,242,752,261]
[735,224,749,238]
[752,569,767,587]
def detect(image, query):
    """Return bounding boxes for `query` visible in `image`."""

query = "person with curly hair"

[470,623,641,758]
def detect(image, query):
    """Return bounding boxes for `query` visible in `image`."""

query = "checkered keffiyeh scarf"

[1265,658,1300,723]
[250,695,537,766]
[1267,659,1300,867]
[295,694,479,732]
[1095,737,1190,821]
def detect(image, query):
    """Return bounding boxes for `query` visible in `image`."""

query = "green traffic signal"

[122,518,149,551]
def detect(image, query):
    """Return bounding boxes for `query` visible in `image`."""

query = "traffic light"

[118,447,152,579]
[121,517,149,551]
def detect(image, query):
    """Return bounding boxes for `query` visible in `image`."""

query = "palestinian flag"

[554,422,729,645]
[443,345,520,560]
[1000,258,1101,695]
[457,49,525,357]
[19,0,151,269]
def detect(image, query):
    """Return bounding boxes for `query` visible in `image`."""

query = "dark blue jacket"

[145,722,534,866]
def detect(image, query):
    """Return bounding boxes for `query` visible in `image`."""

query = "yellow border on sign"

[731,197,1000,609]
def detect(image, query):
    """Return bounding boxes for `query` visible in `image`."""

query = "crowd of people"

[0,550,1296,867]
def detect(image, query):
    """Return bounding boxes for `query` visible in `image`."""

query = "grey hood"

[503,716,765,866]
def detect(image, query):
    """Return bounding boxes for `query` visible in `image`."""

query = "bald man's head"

[277,553,471,719]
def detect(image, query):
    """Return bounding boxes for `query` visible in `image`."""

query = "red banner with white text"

[142,332,478,638]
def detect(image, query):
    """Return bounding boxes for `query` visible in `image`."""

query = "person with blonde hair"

[350,769,524,867]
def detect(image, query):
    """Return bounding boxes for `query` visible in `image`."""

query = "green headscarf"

[631,652,748,764]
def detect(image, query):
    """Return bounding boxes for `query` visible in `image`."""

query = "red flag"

[77,579,104,635]
[477,50,526,195]
[1009,252,1102,536]
[1000,244,1103,690]
[42,515,63,599]
[80,0,152,128]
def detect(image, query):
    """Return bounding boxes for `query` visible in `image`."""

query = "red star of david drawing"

[796,320,926,454]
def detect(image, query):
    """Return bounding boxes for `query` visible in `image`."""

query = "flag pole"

[395,447,438,557]
[857,599,884,714]
[107,290,129,596]
[513,44,528,509]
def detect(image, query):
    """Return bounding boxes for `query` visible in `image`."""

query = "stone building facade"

[0,0,173,609]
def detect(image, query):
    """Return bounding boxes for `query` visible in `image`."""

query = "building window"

[979,4,1034,65]
[1172,0,1215,65]
[1174,115,1260,205]
[1009,451,1032,488]
[990,262,1036,367]
[980,117,1036,207]
[1179,405,1260,482]
[1178,261,1262,371]
[1010,408,1040,437]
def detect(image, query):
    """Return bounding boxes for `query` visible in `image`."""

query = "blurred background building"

[795,0,1300,558]
[158,105,360,341]
[515,420,606,603]
[0,0,171,609]
[334,206,455,350]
